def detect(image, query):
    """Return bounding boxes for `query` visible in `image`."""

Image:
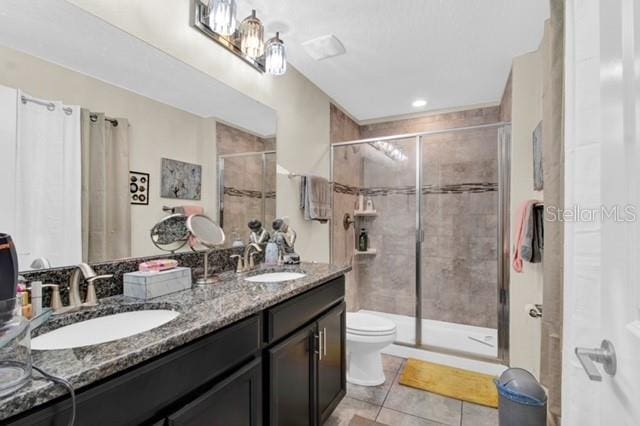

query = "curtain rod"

[20,95,72,116]
[89,113,119,127]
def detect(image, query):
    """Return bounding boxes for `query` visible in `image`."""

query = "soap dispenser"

[358,228,369,252]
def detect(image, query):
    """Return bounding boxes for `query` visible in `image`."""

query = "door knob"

[575,340,617,381]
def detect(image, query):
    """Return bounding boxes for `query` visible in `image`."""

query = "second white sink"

[32,310,179,350]
[244,272,306,283]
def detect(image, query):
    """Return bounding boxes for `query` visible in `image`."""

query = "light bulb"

[240,10,264,59]
[207,0,237,36]
[265,32,287,75]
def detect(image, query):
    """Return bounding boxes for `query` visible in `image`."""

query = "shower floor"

[358,310,502,375]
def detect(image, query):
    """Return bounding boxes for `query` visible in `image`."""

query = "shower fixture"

[193,0,287,75]
[343,213,354,230]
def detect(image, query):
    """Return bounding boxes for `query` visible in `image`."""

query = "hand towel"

[513,199,541,272]
[300,175,331,223]
[182,205,204,216]
[182,205,204,248]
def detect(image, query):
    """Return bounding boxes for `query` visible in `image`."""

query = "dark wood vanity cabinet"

[317,302,347,424]
[4,275,346,426]
[166,357,262,426]
[266,302,346,426]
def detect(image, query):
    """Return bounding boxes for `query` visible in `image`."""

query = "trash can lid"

[496,368,547,406]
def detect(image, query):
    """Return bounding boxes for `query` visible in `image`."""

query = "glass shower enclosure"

[218,151,276,245]
[330,123,510,362]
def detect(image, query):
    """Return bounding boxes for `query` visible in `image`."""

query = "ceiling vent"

[301,35,346,60]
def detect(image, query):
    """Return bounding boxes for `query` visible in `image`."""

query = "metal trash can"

[496,368,547,426]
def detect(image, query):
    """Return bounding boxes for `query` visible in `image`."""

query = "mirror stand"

[196,250,218,286]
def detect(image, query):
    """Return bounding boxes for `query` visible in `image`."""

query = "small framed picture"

[130,171,150,205]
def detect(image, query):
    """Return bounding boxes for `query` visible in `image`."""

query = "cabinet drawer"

[6,315,261,426]
[167,357,262,426]
[264,276,344,344]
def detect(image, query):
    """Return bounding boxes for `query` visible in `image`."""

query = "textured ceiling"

[0,0,277,137]
[238,0,549,121]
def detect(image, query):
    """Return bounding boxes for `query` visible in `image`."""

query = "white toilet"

[346,312,397,386]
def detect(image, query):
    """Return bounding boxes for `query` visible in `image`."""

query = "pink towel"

[183,205,204,216]
[512,200,541,273]
[183,206,204,248]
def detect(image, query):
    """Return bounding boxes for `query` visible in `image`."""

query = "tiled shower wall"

[331,105,501,328]
[217,122,276,243]
[330,105,362,311]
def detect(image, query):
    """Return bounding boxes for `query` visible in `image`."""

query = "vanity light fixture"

[240,10,264,59]
[265,32,287,76]
[372,141,408,162]
[412,99,428,108]
[207,0,237,36]
[192,1,286,75]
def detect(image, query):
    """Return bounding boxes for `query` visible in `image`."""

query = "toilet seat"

[347,312,396,336]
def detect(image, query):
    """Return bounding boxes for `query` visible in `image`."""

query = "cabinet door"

[167,357,262,426]
[267,323,316,426]
[317,302,346,423]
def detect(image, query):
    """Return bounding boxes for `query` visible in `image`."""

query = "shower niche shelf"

[354,249,377,256]
[354,210,377,217]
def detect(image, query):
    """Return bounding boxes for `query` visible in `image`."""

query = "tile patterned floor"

[325,355,498,426]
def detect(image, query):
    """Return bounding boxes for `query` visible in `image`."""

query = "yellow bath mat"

[399,358,499,408]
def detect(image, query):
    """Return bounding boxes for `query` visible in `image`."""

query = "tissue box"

[123,267,192,300]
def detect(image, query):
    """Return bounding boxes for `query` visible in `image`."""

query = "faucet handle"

[83,275,112,307]
[230,254,244,273]
[42,284,62,313]
[87,274,113,282]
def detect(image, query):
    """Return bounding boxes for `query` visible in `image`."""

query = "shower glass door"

[419,126,502,358]
[218,151,276,245]
[332,137,417,345]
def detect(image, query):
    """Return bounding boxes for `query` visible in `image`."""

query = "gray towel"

[521,203,543,263]
[300,175,331,223]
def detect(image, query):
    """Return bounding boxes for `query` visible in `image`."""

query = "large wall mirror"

[0,1,277,271]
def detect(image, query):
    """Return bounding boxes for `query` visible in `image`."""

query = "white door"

[564,0,640,424]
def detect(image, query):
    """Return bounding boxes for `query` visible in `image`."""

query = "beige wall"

[66,0,333,263]
[0,45,216,259]
[509,26,548,377]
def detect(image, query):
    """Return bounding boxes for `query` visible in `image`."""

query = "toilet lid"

[347,312,396,335]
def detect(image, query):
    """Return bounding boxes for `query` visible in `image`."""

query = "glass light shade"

[207,0,237,36]
[265,32,287,75]
[240,10,264,59]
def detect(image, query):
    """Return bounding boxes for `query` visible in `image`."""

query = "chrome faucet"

[230,243,263,273]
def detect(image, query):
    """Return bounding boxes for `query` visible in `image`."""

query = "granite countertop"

[0,262,350,421]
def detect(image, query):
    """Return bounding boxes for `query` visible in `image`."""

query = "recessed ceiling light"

[412,99,428,108]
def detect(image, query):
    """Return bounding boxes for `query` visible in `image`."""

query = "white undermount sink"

[31,310,179,350]
[244,272,306,283]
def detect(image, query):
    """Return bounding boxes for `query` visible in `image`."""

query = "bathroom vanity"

[1,264,348,426]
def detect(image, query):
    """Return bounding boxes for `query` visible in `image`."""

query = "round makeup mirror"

[187,214,225,248]
[150,214,189,253]
[186,214,225,285]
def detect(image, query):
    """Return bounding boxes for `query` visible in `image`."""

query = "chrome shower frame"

[329,122,512,365]
[217,150,276,229]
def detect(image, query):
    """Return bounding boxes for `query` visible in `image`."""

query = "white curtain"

[0,85,82,270]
